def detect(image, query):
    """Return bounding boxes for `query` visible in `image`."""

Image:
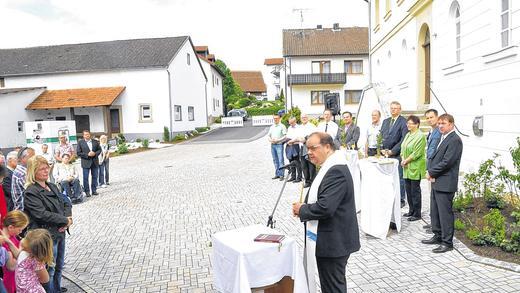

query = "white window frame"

[344,90,362,104]
[17,121,24,132]
[174,105,182,121]
[500,0,512,48]
[139,104,153,123]
[188,106,195,121]
[344,60,363,74]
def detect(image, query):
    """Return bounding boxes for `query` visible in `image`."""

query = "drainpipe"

[284,57,288,112]
[167,69,174,139]
[364,0,372,84]
[204,78,209,126]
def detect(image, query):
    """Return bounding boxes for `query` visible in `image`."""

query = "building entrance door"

[75,115,90,134]
[110,109,121,134]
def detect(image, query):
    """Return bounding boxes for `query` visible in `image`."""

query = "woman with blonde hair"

[98,134,110,188]
[23,156,72,293]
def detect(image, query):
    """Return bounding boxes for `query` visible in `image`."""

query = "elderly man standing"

[340,111,360,149]
[365,110,382,156]
[11,147,35,210]
[268,114,287,181]
[77,130,101,196]
[297,114,317,188]
[285,117,303,183]
[422,114,463,253]
[380,101,408,207]
[2,151,18,210]
[292,132,360,293]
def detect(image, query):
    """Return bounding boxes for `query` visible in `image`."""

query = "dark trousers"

[98,160,110,185]
[60,179,82,200]
[316,255,350,293]
[82,164,99,193]
[288,157,302,180]
[397,161,406,203]
[431,189,455,246]
[404,179,422,217]
[300,155,316,184]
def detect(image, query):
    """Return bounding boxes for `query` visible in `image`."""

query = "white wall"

[369,0,520,171]
[262,64,283,101]
[285,55,370,115]
[200,58,224,121]
[168,40,208,132]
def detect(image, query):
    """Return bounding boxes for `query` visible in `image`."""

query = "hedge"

[247,106,284,116]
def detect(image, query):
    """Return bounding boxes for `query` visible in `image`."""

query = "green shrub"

[511,211,520,224]
[142,139,149,148]
[453,193,473,212]
[466,228,480,241]
[454,219,466,231]
[281,107,302,127]
[136,138,142,143]
[215,116,222,123]
[246,106,283,116]
[117,143,128,154]
[482,209,506,244]
[173,134,185,142]
[236,98,252,108]
[117,133,126,143]
[195,127,210,133]
[163,126,170,142]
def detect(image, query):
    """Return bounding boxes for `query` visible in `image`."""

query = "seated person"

[53,153,84,203]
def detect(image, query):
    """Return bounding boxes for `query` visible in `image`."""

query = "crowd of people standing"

[0,129,112,292]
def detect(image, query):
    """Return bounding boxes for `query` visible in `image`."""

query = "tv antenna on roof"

[292,8,311,30]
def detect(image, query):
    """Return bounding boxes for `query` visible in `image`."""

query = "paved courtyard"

[64,133,519,292]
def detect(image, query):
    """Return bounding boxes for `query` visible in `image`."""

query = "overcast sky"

[0,0,368,70]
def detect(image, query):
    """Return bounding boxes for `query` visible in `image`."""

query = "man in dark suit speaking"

[77,130,101,197]
[380,101,408,207]
[422,114,463,253]
[292,132,360,293]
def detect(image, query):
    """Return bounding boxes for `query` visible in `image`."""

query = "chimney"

[317,24,323,30]
[333,23,340,31]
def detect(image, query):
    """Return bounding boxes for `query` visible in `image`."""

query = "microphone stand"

[267,167,292,229]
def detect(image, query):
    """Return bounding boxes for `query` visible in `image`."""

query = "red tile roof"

[26,87,125,110]
[283,27,368,56]
[231,71,266,93]
[195,46,208,52]
[264,58,284,65]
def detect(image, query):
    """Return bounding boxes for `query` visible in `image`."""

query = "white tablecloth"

[212,225,308,293]
[358,158,401,239]
[342,149,361,212]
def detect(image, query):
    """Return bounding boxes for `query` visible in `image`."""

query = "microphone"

[278,161,297,170]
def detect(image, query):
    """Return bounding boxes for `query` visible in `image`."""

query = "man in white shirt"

[317,109,340,149]
[286,117,303,183]
[365,110,382,156]
[297,114,317,187]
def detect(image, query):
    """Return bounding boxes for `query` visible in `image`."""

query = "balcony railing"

[288,73,346,85]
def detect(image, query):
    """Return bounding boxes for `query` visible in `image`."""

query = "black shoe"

[425,228,433,234]
[389,222,397,230]
[423,224,431,229]
[279,176,284,181]
[408,216,421,222]
[92,191,99,195]
[293,179,302,183]
[61,287,68,292]
[421,236,442,245]
[403,212,412,217]
[272,176,279,180]
[287,178,296,182]
[432,244,453,253]
[72,199,83,204]
[304,183,311,188]
[85,192,91,197]
[400,201,406,208]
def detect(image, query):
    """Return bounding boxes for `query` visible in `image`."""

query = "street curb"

[185,126,269,145]
[62,270,97,293]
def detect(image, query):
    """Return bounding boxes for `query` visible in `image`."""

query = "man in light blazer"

[380,101,408,207]
[422,114,463,253]
[339,111,360,149]
[76,130,101,196]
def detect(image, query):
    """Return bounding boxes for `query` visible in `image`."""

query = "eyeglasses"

[306,144,322,151]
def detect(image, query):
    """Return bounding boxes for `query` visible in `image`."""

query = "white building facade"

[263,58,285,101]
[283,26,370,116]
[369,0,520,170]
[0,36,209,148]
[200,57,224,123]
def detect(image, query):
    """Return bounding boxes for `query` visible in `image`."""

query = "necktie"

[389,118,395,128]
[325,123,328,133]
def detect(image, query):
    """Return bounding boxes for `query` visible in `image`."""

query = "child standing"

[2,211,29,293]
[15,229,54,293]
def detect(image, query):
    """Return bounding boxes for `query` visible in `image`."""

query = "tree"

[214,60,244,110]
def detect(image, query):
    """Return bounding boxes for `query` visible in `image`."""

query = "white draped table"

[212,225,308,293]
[358,158,402,239]
[341,149,361,212]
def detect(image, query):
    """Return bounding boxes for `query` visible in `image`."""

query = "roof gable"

[231,71,266,93]
[283,27,368,57]
[0,36,189,77]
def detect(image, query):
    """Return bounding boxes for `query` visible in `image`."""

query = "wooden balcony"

[287,73,346,85]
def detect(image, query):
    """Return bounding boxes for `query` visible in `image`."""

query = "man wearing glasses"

[11,147,35,210]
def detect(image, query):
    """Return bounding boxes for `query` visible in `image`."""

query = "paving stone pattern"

[65,137,520,292]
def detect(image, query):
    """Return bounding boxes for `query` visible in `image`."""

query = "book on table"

[254,234,285,243]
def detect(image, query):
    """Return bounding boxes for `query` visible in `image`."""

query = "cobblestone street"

[64,135,520,292]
